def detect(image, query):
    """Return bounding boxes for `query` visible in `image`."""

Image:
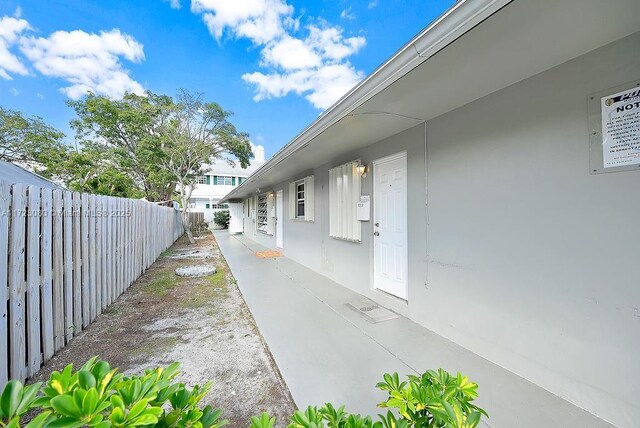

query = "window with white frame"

[213,175,234,186]
[295,180,305,218]
[329,161,361,242]
[196,175,207,184]
[289,176,314,222]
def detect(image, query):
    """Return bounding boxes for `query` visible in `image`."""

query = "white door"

[276,190,283,248]
[373,152,408,300]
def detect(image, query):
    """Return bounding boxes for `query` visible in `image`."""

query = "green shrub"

[0,357,225,428]
[213,210,230,228]
[251,369,487,428]
[1,360,486,428]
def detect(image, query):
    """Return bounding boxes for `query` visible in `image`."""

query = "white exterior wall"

[240,32,640,426]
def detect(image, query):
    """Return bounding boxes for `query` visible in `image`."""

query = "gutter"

[221,0,512,203]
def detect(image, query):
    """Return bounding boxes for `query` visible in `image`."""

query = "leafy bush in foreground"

[252,369,487,428]
[0,359,486,428]
[0,358,224,428]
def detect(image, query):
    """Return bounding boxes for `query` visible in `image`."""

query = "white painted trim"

[372,151,408,167]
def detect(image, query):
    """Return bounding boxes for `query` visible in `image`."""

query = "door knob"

[373,231,380,236]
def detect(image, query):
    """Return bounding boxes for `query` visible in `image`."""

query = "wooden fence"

[0,182,183,386]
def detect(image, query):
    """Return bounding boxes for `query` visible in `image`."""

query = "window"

[296,181,305,218]
[213,175,233,186]
[211,204,228,209]
[196,176,207,184]
[256,193,268,233]
[238,177,245,185]
[329,161,361,242]
[289,176,314,221]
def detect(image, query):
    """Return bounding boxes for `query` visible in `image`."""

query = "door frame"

[372,151,408,300]
[275,189,283,248]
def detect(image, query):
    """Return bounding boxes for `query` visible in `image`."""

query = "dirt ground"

[29,232,296,427]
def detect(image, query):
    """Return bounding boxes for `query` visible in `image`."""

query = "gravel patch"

[28,233,296,427]
[175,264,217,277]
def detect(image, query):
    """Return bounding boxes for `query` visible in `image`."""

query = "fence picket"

[88,195,96,321]
[40,189,54,360]
[72,193,82,334]
[26,186,41,376]
[81,193,90,328]
[52,191,64,351]
[9,184,27,381]
[63,192,73,343]
[0,182,11,385]
[94,196,102,315]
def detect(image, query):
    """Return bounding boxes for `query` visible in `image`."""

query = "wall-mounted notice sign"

[601,87,640,168]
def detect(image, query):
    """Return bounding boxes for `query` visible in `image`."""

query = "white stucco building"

[220,0,640,426]
[188,146,266,222]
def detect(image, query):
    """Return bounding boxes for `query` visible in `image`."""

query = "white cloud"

[340,7,355,20]
[14,7,22,18]
[20,28,145,99]
[307,25,365,61]
[164,0,181,9]
[368,1,378,10]
[260,35,321,69]
[243,62,363,109]
[36,92,43,99]
[9,87,19,96]
[192,0,294,44]
[0,16,31,80]
[190,0,366,109]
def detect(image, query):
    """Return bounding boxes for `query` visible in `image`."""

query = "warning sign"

[601,87,640,168]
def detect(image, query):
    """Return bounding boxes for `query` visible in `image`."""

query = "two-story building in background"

[189,145,266,222]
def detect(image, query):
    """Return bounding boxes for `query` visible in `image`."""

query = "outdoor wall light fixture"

[356,162,367,178]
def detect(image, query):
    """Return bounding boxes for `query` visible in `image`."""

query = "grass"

[159,248,174,258]
[145,272,178,297]
[180,271,227,309]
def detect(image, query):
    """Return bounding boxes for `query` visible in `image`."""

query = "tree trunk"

[179,183,195,244]
[181,204,195,244]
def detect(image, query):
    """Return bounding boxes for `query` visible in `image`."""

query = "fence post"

[40,189,54,361]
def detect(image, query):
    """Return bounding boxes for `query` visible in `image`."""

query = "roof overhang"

[222,0,640,202]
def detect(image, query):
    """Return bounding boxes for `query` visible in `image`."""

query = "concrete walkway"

[213,231,612,428]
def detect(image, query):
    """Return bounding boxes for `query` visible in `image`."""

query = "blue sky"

[0,0,454,158]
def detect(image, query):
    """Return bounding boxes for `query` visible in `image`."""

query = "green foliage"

[68,92,177,201]
[0,106,66,165]
[0,358,226,428]
[213,210,230,229]
[1,360,485,428]
[253,370,487,428]
[376,370,486,428]
[68,90,253,203]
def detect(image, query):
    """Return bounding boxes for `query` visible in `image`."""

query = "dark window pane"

[297,202,305,217]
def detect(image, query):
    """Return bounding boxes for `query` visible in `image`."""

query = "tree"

[160,90,252,243]
[0,106,66,165]
[44,147,143,198]
[68,92,177,201]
